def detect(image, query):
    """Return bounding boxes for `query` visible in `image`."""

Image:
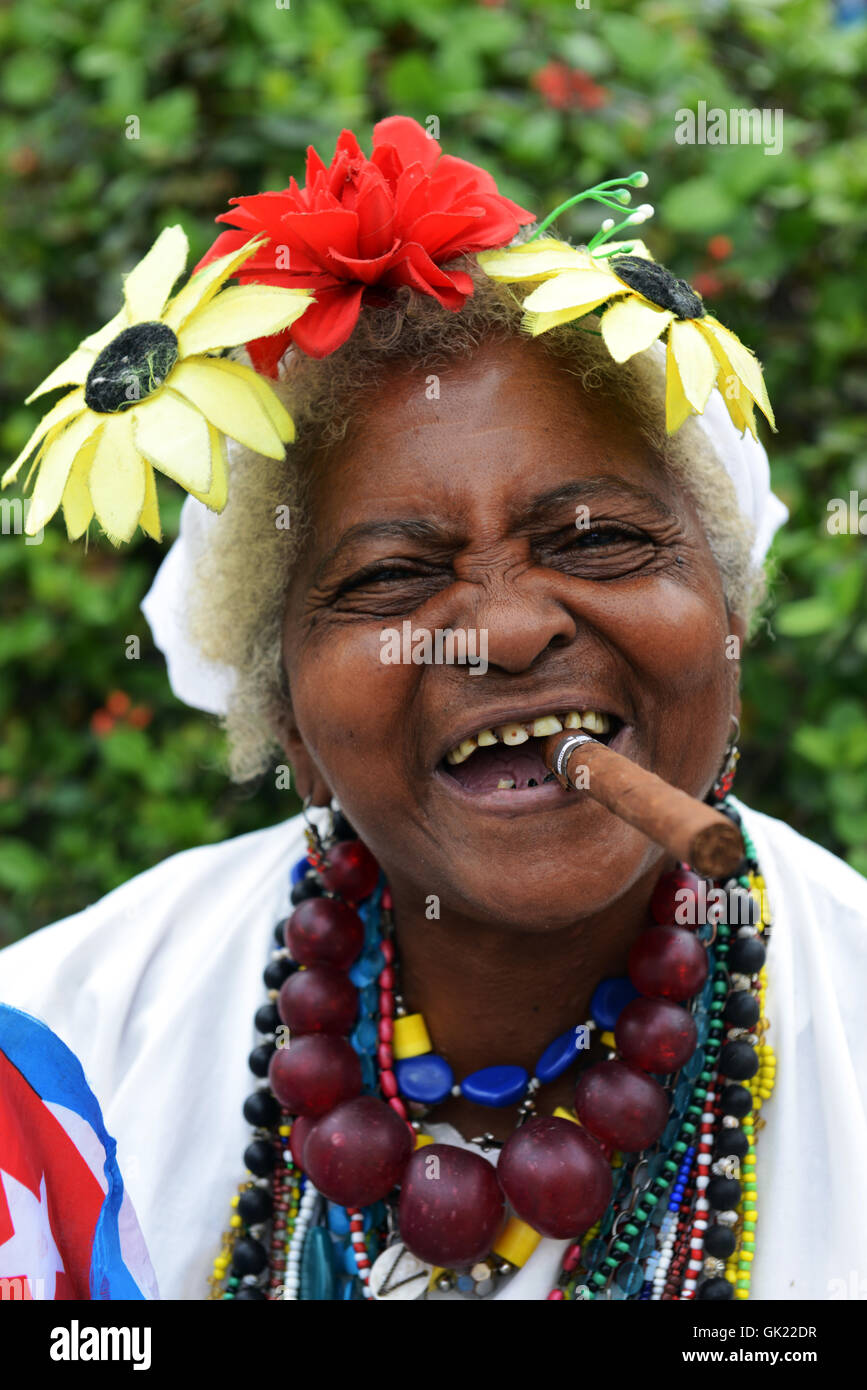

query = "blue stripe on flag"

[0,1002,145,1300]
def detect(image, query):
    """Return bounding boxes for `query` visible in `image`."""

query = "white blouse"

[1,799,865,1301]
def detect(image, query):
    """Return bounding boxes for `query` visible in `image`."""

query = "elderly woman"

[1,117,865,1304]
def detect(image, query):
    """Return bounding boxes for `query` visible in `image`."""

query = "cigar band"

[553,732,597,782]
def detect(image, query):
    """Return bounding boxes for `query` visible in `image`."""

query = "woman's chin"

[385,824,662,933]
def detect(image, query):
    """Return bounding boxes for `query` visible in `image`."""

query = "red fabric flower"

[195,116,535,373]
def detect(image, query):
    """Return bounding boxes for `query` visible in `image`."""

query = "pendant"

[368,1242,433,1301]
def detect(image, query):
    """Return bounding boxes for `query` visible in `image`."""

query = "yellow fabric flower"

[477,236,652,333]
[478,239,774,438]
[2,226,314,544]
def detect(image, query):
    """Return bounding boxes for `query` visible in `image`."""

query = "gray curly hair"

[187,248,764,782]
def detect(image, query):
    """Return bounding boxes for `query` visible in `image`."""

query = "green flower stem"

[527,175,647,244]
[588,212,646,252]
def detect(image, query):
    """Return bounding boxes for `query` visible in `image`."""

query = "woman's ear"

[270,703,333,807]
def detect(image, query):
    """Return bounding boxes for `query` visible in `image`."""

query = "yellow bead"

[735,1289,749,1300]
[230,1215,242,1228]
[279,1125,291,1136]
[553,1106,580,1124]
[492,1217,543,1268]
[230,1195,239,1207]
[600,1030,616,1049]
[414,1132,435,1149]
[741,1250,754,1262]
[392,1013,433,1060]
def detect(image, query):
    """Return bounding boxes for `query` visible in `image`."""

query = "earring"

[301,794,326,868]
[712,714,740,802]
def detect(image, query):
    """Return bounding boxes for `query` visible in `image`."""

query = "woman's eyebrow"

[312,518,450,582]
[312,479,678,582]
[521,478,679,526]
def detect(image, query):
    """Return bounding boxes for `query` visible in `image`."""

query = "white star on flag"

[0,1169,66,1299]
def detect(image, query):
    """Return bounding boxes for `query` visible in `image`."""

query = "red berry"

[268,1035,361,1117]
[105,690,131,717]
[89,710,115,736]
[707,234,733,262]
[286,897,364,970]
[498,1117,612,1238]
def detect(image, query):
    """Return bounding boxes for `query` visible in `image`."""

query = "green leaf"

[774,598,839,637]
[0,839,46,893]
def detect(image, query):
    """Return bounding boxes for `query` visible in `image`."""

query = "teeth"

[446,709,613,764]
[530,716,563,737]
[580,711,610,734]
[497,778,516,790]
[446,737,477,764]
[497,723,529,745]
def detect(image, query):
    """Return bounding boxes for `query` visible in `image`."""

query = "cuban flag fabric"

[0,1003,158,1300]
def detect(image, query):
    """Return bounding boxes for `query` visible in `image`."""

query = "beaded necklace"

[208,803,775,1302]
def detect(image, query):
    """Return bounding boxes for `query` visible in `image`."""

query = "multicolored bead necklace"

[208,803,775,1302]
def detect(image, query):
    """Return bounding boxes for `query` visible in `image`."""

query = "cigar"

[542,732,745,880]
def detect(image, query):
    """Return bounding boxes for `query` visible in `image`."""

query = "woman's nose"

[450,566,581,675]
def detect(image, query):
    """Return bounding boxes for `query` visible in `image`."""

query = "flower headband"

[4,115,777,549]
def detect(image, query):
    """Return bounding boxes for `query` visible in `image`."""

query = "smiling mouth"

[438,709,623,797]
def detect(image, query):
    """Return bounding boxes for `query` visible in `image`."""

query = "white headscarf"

[141,379,788,716]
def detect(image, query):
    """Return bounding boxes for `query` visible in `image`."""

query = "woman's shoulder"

[736,798,867,920]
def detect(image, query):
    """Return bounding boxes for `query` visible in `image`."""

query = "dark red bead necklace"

[210,803,773,1302]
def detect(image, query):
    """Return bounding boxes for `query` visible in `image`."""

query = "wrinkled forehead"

[302,335,683,540]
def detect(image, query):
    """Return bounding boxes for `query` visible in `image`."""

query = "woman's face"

[281,335,740,931]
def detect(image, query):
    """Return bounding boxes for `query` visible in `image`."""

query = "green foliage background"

[1,0,866,943]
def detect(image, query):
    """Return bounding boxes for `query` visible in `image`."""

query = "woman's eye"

[545,522,660,578]
[575,527,626,546]
[572,525,645,547]
[343,565,429,590]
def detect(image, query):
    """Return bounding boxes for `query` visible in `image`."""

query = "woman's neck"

[386,859,667,1142]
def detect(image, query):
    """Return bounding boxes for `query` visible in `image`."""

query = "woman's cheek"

[290,624,417,760]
